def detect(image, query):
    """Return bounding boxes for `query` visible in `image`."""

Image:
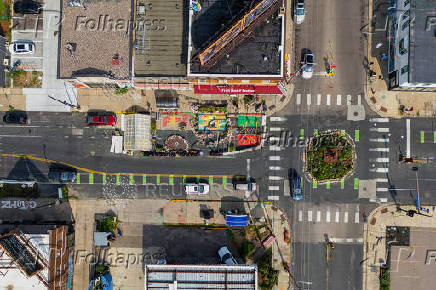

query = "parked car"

[218,246,237,265]
[291,175,302,200]
[9,41,35,55]
[3,112,27,124]
[301,52,314,79]
[295,0,305,24]
[14,0,42,14]
[86,113,116,126]
[184,183,209,195]
[48,169,77,183]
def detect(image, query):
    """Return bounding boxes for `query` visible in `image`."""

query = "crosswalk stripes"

[317,94,321,105]
[269,127,282,132]
[369,138,389,142]
[346,95,352,105]
[306,94,311,105]
[268,186,280,191]
[269,156,281,161]
[358,95,361,105]
[296,93,301,105]
[337,95,341,105]
[369,118,390,122]
[369,148,389,152]
[294,94,363,107]
[326,94,331,106]
[370,127,389,132]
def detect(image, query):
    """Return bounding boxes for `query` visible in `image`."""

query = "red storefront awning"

[194,85,282,95]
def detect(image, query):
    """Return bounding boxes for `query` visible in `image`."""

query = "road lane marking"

[268,196,279,201]
[335,211,339,222]
[369,128,389,132]
[407,119,411,157]
[354,178,359,189]
[370,118,389,122]
[420,131,425,143]
[317,94,321,105]
[247,159,251,177]
[0,135,42,138]
[346,95,352,105]
[269,166,281,170]
[269,156,281,161]
[355,130,359,141]
[308,210,313,222]
[369,138,389,142]
[269,186,280,191]
[326,211,331,222]
[326,94,331,106]
[269,176,283,180]
[355,212,359,223]
[344,212,349,223]
[369,148,389,152]
[296,94,301,105]
[317,210,321,222]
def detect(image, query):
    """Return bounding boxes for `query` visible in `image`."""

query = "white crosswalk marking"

[296,94,301,105]
[298,210,303,221]
[326,94,331,106]
[268,196,279,200]
[369,138,390,142]
[317,94,321,105]
[335,211,340,223]
[268,176,283,180]
[355,211,359,223]
[337,95,341,105]
[268,186,280,191]
[375,168,389,173]
[326,211,331,223]
[375,178,389,182]
[269,146,281,151]
[369,148,389,152]
[369,118,390,123]
[270,137,280,142]
[377,188,389,192]
[370,127,390,132]
[270,117,286,122]
[270,127,282,132]
[375,158,389,162]
[346,95,352,105]
[308,211,313,222]
[317,210,321,222]
[269,166,281,171]
[344,212,349,223]
[358,95,362,105]
[307,94,311,105]
[269,156,281,161]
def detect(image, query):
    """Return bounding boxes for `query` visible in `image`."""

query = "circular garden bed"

[305,131,355,182]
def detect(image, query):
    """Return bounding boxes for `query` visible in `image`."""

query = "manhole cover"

[354,111,359,116]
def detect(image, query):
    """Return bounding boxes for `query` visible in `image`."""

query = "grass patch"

[0,183,40,198]
[10,70,42,88]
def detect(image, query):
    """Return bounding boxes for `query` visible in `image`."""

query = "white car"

[218,246,237,265]
[301,52,314,79]
[184,183,209,195]
[9,41,35,54]
[295,0,305,25]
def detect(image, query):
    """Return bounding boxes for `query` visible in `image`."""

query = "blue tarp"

[226,215,248,226]
[88,273,113,290]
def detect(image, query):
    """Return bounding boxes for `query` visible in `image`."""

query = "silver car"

[295,0,305,24]
[9,41,35,55]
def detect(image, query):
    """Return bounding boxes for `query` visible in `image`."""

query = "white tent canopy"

[123,114,152,151]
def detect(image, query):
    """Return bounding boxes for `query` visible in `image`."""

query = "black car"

[3,112,27,124]
[14,1,42,14]
[48,169,77,183]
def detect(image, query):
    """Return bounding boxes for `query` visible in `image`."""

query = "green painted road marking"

[129,174,134,185]
[169,175,174,185]
[434,132,436,144]
[354,178,359,189]
[222,177,227,185]
[89,173,94,184]
[420,131,425,143]
[314,129,319,136]
[300,129,305,140]
[143,175,147,185]
[300,177,303,188]
[102,174,106,185]
[116,174,120,185]
[209,176,214,185]
[313,179,317,189]
[183,176,186,184]
[156,175,160,185]
[341,179,345,189]
[341,130,346,136]
[355,130,360,142]
[76,173,80,184]
[326,181,330,189]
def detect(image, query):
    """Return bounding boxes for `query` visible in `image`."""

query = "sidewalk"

[362,204,436,290]
[0,88,26,111]
[365,0,436,118]
[163,200,292,289]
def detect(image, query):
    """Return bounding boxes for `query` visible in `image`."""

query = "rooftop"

[144,264,257,289]
[409,0,436,83]
[188,0,283,76]
[134,0,188,77]
[59,0,133,79]
[390,227,436,290]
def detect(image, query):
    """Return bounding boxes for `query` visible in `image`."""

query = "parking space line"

[143,175,147,185]
[355,130,359,141]
[308,210,313,222]
[89,173,94,184]
[102,174,106,185]
[354,178,359,189]
[116,174,120,185]
[129,174,135,185]
[298,210,303,221]
[76,173,80,184]
[317,210,321,222]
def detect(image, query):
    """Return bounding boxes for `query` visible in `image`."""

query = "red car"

[86,114,116,126]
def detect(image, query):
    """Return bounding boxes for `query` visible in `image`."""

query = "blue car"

[291,176,302,200]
